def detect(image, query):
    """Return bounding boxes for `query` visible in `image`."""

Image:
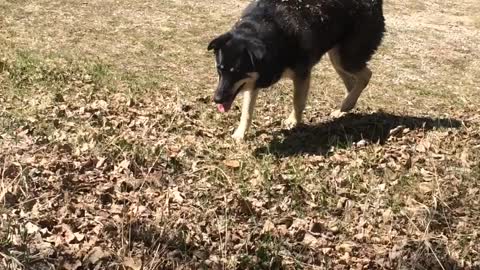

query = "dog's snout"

[214,92,224,103]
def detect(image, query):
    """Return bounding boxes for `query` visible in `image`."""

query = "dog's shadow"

[254,112,463,157]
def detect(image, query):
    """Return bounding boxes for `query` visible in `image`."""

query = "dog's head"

[208,32,265,112]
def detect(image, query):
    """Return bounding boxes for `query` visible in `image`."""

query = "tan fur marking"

[281,68,295,80]
[328,47,372,113]
[285,72,311,128]
[340,67,371,112]
[232,87,258,140]
[328,47,355,94]
[231,72,259,140]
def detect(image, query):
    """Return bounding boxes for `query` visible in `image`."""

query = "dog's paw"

[283,115,300,130]
[232,130,246,141]
[330,110,347,118]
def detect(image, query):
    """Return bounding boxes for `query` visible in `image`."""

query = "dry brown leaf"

[461,148,470,168]
[335,242,356,253]
[234,196,255,216]
[339,252,351,264]
[25,222,40,234]
[468,188,479,196]
[170,187,184,204]
[416,140,431,153]
[130,205,147,217]
[303,232,318,248]
[74,232,85,242]
[250,169,263,186]
[62,224,76,243]
[92,100,108,110]
[123,257,143,270]
[96,157,107,168]
[382,209,393,222]
[420,168,434,180]
[262,220,276,234]
[277,225,289,236]
[168,146,181,157]
[63,260,82,270]
[389,125,406,137]
[119,159,131,170]
[356,139,369,147]
[85,246,110,265]
[418,182,434,194]
[223,160,241,168]
[353,233,365,241]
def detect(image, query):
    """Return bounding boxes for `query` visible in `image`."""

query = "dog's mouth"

[216,83,246,113]
[217,102,232,113]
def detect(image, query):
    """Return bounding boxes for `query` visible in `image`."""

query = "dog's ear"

[244,38,266,60]
[208,32,232,51]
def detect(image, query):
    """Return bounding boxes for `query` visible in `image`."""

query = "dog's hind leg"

[328,47,372,118]
[329,67,372,118]
[339,67,371,112]
[328,13,384,117]
[329,47,355,94]
[232,88,259,140]
[284,72,311,129]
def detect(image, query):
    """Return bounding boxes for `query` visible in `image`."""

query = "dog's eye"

[230,67,242,74]
[217,65,225,71]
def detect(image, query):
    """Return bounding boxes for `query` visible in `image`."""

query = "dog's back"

[239,0,385,70]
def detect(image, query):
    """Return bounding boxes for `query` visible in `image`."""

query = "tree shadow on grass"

[254,112,463,158]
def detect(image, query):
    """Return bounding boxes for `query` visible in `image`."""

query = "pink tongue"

[217,104,226,113]
[217,103,231,113]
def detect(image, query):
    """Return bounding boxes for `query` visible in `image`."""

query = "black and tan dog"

[208,0,385,140]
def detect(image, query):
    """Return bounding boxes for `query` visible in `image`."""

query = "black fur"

[208,0,385,105]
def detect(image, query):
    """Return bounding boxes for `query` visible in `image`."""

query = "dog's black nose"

[213,94,223,104]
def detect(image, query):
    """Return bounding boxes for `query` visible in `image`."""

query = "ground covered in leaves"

[1,0,480,269]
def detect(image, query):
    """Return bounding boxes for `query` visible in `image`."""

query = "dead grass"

[1,0,480,269]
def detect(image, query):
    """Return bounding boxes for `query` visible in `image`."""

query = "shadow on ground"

[394,240,468,270]
[255,112,463,157]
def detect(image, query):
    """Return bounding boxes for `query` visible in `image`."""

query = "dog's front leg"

[284,73,311,129]
[232,89,259,141]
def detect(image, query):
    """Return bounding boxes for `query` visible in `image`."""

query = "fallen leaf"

[234,196,255,216]
[25,222,40,234]
[418,182,434,194]
[461,148,470,168]
[123,257,142,270]
[85,247,109,265]
[119,160,131,170]
[335,242,356,253]
[223,160,241,168]
[262,220,276,234]
[416,140,431,153]
[62,224,76,243]
[339,252,351,264]
[389,125,405,137]
[382,209,393,222]
[92,100,108,110]
[63,260,82,270]
[170,187,184,204]
[74,232,85,242]
[356,139,369,147]
[303,233,318,248]
[96,157,107,168]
